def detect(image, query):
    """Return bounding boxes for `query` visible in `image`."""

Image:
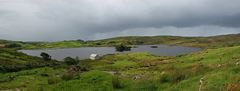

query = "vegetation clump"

[150,45,158,48]
[115,44,131,52]
[40,52,51,61]
[64,57,80,65]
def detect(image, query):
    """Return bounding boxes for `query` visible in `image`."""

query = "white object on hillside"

[90,54,100,60]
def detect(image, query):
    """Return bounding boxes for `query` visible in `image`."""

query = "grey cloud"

[0,0,240,41]
[88,25,240,40]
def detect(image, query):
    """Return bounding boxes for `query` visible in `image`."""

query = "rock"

[217,64,222,67]
[133,75,141,80]
[236,62,240,65]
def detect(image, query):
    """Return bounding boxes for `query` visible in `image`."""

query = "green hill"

[17,33,240,49]
[0,45,240,91]
[1,34,240,91]
[0,48,60,73]
[94,34,240,48]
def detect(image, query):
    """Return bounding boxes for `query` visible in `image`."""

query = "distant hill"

[91,33,240,48]
[1,33,240,49]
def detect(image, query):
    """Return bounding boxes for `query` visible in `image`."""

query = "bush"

[40,52,51,61]
[115,44,131,52]
[64,57,79,65]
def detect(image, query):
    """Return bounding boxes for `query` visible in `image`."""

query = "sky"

[0,0,240,41]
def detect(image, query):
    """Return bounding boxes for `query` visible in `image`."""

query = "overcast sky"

[0,0,240,41]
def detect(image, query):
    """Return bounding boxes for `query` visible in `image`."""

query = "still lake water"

[19,45,201,61]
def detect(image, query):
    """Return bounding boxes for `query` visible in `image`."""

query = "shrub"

[40,52,51,61]
[64,57,79,65]
[115,44,131,52]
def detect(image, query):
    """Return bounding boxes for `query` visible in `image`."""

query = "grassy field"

[0,45,240,91]
[1,34,240,91]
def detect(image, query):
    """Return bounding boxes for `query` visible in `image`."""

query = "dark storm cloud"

[0,0,240,41]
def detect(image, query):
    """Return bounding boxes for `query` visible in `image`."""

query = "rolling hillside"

[0,34,240,91]
[0,45,240,91]
[16,33,240,49]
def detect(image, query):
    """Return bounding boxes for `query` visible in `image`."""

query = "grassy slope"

[0,48,44,65]
[1,46,240,91]
[1,34,240,90]
[0,48,61,73]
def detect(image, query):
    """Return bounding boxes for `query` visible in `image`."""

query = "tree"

[40,52,51,61]
[115,44,131,52]
[64,57,79,65]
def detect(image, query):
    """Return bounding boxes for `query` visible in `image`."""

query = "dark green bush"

[40,52,51,61]
[115,44,131,52]
[64,57,79,65]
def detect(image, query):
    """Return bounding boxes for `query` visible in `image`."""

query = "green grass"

[1,45,240,90]
[0,46,240,91]
[0,67,64,90]
[0,48,61,73]
[1,34,240,90]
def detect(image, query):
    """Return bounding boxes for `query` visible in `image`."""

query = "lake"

[19,45,201,61]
